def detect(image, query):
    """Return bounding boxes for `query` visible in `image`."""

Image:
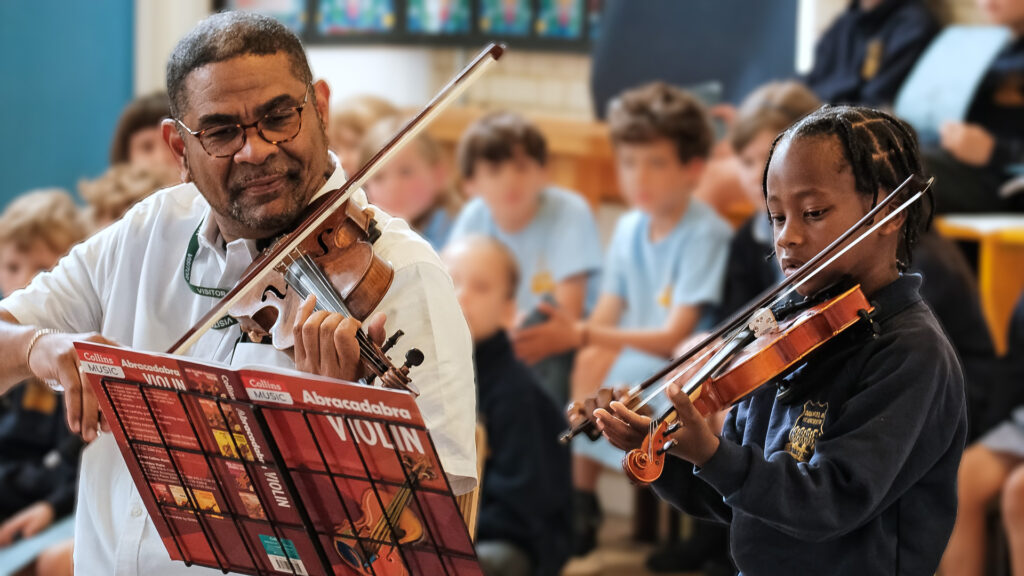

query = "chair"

[456,422,488,541]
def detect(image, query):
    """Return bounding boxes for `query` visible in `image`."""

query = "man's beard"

[226,169,307,235]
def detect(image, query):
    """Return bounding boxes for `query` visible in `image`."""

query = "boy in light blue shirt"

[513,82,731,556]
[446,111,598,317]
[447,111,603,406]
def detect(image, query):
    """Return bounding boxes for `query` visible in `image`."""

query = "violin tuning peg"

[665,422,681,435]
[367,219,382,244]
[382,329,404,354]
[404,348,424,369]
[656,439,677,456]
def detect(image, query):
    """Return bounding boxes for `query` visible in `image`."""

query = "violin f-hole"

[315,227,336,256]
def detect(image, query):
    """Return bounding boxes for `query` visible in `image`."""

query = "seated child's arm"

[584,303,701,358]
[513,294,622,364]
[554,274,587,320]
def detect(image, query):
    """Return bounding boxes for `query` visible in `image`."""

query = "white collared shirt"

[0,164,477,576]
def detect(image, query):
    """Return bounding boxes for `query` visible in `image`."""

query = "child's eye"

[804,208,828,220]
[768,213,784,226]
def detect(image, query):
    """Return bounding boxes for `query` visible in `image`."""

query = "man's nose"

[233,125,277,165]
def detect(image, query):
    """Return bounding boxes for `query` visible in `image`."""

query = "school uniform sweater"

[474,331,572,576]
[651,274,967,575]
[806,0,938,107]
[0,381,80,519]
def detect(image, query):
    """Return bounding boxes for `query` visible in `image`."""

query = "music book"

[74,341,481,576]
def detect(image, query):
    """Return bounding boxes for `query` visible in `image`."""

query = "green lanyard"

[183,221,238,330]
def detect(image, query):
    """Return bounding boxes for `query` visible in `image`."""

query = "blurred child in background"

[443,235,571,576]
[513,83,732,556]
[448,111,603,408]
[79,163,173,230]
[109,91,179,186]
[361,115,463,249]
[0,190,87,576]
[805,0,938,107]
[925,0,1024,212]
[329,93,398,176]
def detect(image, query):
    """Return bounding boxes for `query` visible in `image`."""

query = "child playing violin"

[592,106,967,575]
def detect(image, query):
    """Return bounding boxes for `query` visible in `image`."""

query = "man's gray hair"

[166,11,313,118]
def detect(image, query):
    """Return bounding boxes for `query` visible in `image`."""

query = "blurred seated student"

[0,190,87,576]
[360,115,463,250]
[643,80,823,576]
[512,82,732,556]
[79,163,173,230]
[940,292,1024,576]
[447,111,603,407]
[328,93,398,176]
[109,91,180,186]
[805,0,938,107]
[925,0,1024,212]
[718,81,823,319]
[442,236,571,576]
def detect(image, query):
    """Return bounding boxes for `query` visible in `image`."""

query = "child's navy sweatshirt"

[652,274,967,575]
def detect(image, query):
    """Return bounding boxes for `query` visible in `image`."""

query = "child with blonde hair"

[361,115,462,249]
[329,93,399,175]
[79,164,172,229]
[0,189,87,576]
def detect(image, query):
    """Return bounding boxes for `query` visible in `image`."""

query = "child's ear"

[684,157,707,184]
[501,298,517,329]
[878,206,908,236]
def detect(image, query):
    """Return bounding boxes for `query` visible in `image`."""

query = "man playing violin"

[591,106,967,575]
[0,12,477,575]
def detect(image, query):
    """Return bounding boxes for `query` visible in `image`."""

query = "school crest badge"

[861,38,884,81]
[785,400,828,462]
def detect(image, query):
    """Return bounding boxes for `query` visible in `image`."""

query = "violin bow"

[168,43,505,356]
[561,173,933,442]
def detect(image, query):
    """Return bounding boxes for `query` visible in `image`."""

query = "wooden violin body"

[228,198,391,350]
[623,285,873,485]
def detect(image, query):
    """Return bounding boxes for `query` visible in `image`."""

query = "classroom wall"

[0,1,134,209]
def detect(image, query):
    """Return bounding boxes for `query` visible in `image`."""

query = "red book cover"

[77,342,481,576]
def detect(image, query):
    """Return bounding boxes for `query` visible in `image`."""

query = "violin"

[562,174,934,485]
[166,44,505,395]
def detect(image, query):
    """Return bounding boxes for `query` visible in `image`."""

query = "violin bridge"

[748,307,778,338]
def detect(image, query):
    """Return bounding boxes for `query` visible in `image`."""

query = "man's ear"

[161,119,191,182]
[313,79,331,131]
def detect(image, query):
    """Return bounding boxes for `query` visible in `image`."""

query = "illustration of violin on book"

[75,341,481,576]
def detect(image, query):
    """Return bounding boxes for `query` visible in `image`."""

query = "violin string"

[293,253,388,374]
[282,251,388,374]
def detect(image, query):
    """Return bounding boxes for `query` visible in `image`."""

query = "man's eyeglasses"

[175,85,310,158]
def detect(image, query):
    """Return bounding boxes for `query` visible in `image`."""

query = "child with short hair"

[0,190,87,576]
[109,91,180,185]
[595,106,966,575]
[79,164,173,230]
[447,111,603,406]
[442,235,571,576]
[329,93,399,176]
[720,81,822,318]
[360,115,463,249]
[513,82,733,556]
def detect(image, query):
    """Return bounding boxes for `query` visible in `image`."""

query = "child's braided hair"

[762,105,933,272]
